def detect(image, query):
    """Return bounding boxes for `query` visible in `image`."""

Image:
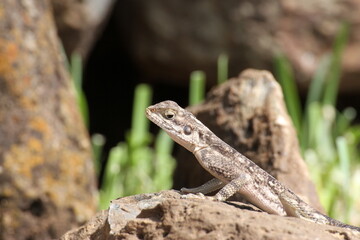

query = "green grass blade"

[318,106,336,161]
[155,130,174,156]
[70,53,89,127]
[71,53,82,92]
[336,136,351,221]
[323,23,349,106]
[153,130,175,189]
[100,144,127,209]
[274,54,302,134]
[189,71,206,105]
[301,55,331,149]
[60,43,70,72]
[217,53,229,85]
[335,107,356,137]
[78,92,89,127]
[129,84,152,148]
[305,55,332,107]
[305,102,321,149]
[336,137,350,190]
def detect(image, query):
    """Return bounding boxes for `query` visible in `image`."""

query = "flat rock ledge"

[60,190,360,240]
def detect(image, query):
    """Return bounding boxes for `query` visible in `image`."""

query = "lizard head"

[146,100,209,153]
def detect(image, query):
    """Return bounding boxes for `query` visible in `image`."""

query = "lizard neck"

[166,131,198,152]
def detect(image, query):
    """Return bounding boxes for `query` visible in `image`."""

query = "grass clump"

[276,24,360,224]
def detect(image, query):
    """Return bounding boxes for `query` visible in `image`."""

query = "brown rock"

[117,0,360,92]
[60,210,110,240]
[174,69,323,211]
[60,190,360,240]
[0,0,98,239]
[51,0,115,58]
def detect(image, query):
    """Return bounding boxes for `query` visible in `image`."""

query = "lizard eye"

[164,109,175,119]
[183,125,192,135]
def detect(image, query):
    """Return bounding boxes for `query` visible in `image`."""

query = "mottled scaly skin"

[146,100,360,232]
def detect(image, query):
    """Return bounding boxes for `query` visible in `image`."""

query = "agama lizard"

[146,100,360,232]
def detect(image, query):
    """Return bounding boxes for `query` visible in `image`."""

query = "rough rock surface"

[51,0,115,58]
[117,0,360,92]
[60,190,360,240]
[0,1,98,239]
[174,69,323,211]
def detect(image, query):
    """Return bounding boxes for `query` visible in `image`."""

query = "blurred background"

[1,0,360,239]
[80,0,360,223]
[82,0,360,151]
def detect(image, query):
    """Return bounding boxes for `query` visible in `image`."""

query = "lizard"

[145,100,360,232]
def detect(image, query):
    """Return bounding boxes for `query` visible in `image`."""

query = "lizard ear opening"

[183,125,192,135]
[164,109,176,119]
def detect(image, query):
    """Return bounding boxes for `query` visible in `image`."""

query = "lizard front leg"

[214,174,252,201]
[192,146,252,201]
[181,178,225,194]
[180,175,251,201]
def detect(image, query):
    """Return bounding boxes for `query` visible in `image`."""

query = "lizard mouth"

[145,107,163,127]
[145,107,154,119]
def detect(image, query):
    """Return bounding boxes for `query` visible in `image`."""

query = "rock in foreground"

[60,190,360,240]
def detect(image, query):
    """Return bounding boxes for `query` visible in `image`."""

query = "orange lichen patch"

[19,95,37,109]
[72,198,98,222]
[44,174,78,206]
[0,40,18,79]
[29,117,50,138]
[37,151,96,210]
[1,185,15,198]
[28,137,43,153]
[4,144,44,179]
[0,36,34,97]
[59,151,86,178]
